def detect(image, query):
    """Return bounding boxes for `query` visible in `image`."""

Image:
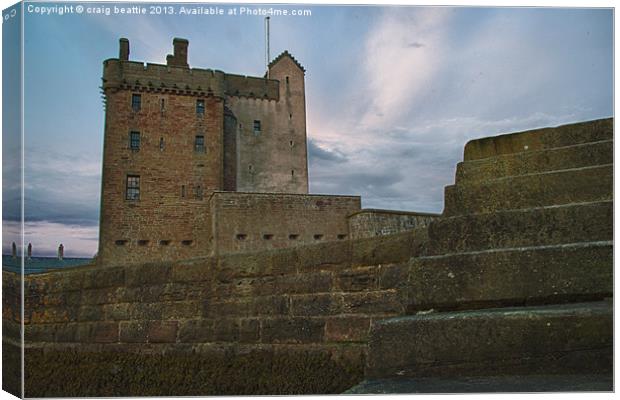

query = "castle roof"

[268,50,306,73]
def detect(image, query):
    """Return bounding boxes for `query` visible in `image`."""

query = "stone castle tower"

[98,38,309,265]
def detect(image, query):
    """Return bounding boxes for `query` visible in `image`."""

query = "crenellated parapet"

[102,38,280,101]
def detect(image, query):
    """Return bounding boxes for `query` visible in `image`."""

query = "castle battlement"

[103,59,280,101]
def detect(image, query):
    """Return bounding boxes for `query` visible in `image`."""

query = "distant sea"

[2,255,93,275]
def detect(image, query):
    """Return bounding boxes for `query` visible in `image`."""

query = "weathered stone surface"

[262,271,333,296]
[82,267,125,289]
[238,318,260,343]
[366,301,613,379]
[427,201,612,255]
[177,319,214,343]
[335,267,377,292]
[444,164,612,215]
[325,317,371,342]
[346,374,613,394]
[408,242,612,311]
[457,139,612,184]
[290,293,342,316]
[377,264,408,290]
[119,320,177,343]
[351,232,417,267]
[77,322,119,343]
[261,317,325,344]
[463,118,612,161]
[342,290,404,315]
[125,263,173,287]
[171,258,214,282]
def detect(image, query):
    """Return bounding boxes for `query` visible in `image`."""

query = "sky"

[1,2,614,257]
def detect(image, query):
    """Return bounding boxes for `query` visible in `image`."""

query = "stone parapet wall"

[103,60,279,101]
[210,192,361,255]
[3,228,428,395]
[348,209,440,239]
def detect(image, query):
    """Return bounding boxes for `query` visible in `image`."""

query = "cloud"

[358,8,454,130]
[406,42,424,48]
[3,220,98,258]
[4,146,101,225]
[307,138,348,164]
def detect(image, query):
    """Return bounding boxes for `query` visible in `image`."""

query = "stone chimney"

[119,38,130,61]
[167,38,189,68]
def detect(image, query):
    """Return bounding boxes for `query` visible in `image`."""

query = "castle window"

[313,234,324,240]
[289,113,292,120]
[195,135,205,153]
[115,240,128,246]
[289,234,299,240]
[159,137,165,151]
[181,240,193,246]
[286,76,289,85]
[181,185,186,198]
[160,99,165,112]
[291,170,295,177]
[159,240,171,246]
[131,94,141,112]
[337,234,347,240]
[129,131,140,151]
[126,175,140,200]
[196,99,205,115]
[253,120,261,134]
[195,185,203,200]
[290,140,294,147]
[236,234,247,241]
[263,234,274,240]
[137,240,149,246]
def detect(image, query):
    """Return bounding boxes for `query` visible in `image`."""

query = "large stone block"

[342,290,404,315]
[407,242,613,312]
[125,262,173,287]
[260,317,325,344]
[177,319,214,343]
[366,301,613,379]
[82,267,125,289]
[290,293,342,316]
[77,321,119,343]
[324,316,371,342]
[457,139,613,184]
[119,320,177,343]
[444,164,612,215]
[335,267,378,292]
[266,272,333,296]
[171,258,214,282]
[427,201,612,255]
[463,118,612,161]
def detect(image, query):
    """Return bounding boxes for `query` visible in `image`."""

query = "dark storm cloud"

[3,147,102,227]
[307,138,348,164]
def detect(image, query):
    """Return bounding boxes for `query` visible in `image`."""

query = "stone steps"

[346,374,613,393]
[365,301,613,381]
[455,139,612,184]
[463,118,612,161]
[426,201,612,256]
[443,164,612,216]
[406,241,612,312]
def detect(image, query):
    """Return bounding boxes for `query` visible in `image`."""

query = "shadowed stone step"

[406,241,612,312]
[456,139,612,184]
[426,201,612,256]
[345,374,613,393]
[444,164,612,216]
[463,118,612,161]
[366,301,613,380]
